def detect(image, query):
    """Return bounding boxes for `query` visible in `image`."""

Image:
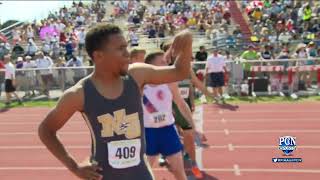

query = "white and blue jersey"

[142,84,182,156]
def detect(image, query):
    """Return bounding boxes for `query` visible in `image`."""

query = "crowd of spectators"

[110,0,238,48]
[0,1,105,97]
[1,0,320,100]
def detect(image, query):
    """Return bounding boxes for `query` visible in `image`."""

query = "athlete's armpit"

[40,86,84,132]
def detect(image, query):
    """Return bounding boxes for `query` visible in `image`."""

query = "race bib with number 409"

[108,139,141,169]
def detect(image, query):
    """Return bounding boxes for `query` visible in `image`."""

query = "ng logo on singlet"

[97,109,141,139]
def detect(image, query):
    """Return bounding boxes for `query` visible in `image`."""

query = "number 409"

[115,147,136,159]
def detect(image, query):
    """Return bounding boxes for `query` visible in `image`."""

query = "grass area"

[195,95,320,105]
[0,96,319,109]
[0,100,57,109]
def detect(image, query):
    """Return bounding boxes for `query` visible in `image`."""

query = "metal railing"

[0,58,319,99]
[0,21,25,40]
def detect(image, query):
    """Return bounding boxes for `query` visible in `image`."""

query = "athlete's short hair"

[130,48,146,58]
[85,24,122,60]
[144,51,164,64]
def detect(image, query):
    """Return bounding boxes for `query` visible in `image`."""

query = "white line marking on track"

[233,164,241,176]
[0,122,84,125]
[208,145,320,149]
[0,132,90,136]
[224,129,229,135]
[3,145,320,150]
[1,167,320,173]
[2,129,319,136]
[228,144,234,151]
[0,145,90,150]
[195,106,204,169]
[209,110,320,113]
[207,118,320,122]
[221,118,226,123]
[206,130,320,134]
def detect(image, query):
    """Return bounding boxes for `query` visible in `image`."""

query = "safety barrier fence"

[0,58,319,99]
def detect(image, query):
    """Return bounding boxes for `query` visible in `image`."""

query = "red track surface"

[0,102,319,180]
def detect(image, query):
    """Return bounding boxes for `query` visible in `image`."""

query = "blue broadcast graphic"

[272,136,302,163]
[279,136,296,155]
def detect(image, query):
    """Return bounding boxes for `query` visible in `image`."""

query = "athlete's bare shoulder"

[58,76,90,113]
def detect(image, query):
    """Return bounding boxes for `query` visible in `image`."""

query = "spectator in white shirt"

[26,39,38,57]
[23,56,37,96]
[36,51,54,97]
[66,55,85,84]
[77,27,86,56]
[26,25,35,41]
[3,54,22,107]
[57,20,66,34]
[128,29,139,47]
[205,49,227,102]
[75,14,85,26]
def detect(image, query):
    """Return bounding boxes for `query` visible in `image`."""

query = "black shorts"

[5,79,16,93]
[208,72,225,88]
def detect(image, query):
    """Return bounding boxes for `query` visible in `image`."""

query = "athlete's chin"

[119,69,128,76]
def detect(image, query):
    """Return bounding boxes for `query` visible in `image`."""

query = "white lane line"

[228,144,234,151]
[206,130,320,134]
[4,144,320,150]
[221,118,226,123]
[2,129,319,136]
[224,129,229,135]
[0,122,84,125]
[0,145,90,150]
[233,164,241,176]
[1,167,320,173]
[241,169,320,173]
[195,106,204,169]
[0,132,90,136]
[209,110,320,113]
[206,118,320,122]
[208,145,320,149]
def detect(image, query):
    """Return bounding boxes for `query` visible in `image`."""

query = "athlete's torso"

[82,75,153,180]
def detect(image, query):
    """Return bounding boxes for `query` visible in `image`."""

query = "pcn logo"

[279,136,296,156]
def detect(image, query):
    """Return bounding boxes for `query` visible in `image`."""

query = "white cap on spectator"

[17,57,23,62]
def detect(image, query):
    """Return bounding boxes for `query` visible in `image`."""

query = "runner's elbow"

[38,122,56,141]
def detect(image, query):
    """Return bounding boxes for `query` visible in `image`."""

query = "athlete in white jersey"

[142,52,194,180]
[143,84,175,128]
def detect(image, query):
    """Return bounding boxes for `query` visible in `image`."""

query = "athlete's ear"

[92,51,103,63]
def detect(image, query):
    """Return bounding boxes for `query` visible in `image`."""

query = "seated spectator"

[12,43,24,59]
[66,55,85,84]
[25,39,38,57]
[148,26,157,38]
[195,46,208,62]
[128,29,139,47]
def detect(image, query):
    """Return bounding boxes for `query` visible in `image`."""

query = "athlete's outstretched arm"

[38,86,102,180]
[128,30,193,89]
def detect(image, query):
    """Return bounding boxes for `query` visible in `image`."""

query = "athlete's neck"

[91,68,121,85]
